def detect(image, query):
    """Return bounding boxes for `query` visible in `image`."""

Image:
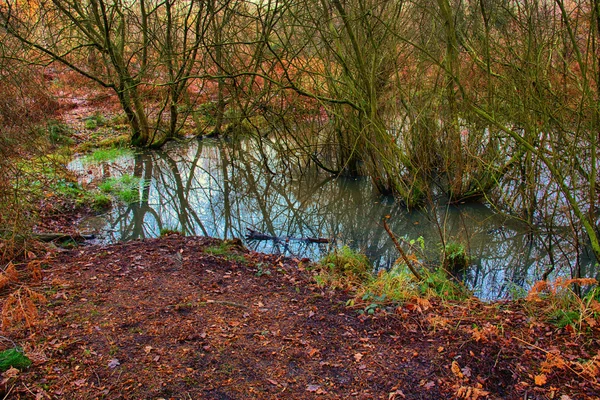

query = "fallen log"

[245,228,330,244]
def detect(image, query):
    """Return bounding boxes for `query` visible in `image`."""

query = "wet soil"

[1,234,599,399]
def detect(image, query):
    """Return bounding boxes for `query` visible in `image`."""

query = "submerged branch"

[382,218,423,282]
[245,228,330,244]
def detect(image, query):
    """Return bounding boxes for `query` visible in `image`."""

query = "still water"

[70,138,596,299]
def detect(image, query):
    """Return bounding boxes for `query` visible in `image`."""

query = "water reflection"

[71,138,596,299]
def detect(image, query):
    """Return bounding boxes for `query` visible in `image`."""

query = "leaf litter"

[0,235,599,399]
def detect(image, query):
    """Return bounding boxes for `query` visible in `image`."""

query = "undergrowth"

[315,245,471,314]
[526,278,600,331]
[314,246,372,289]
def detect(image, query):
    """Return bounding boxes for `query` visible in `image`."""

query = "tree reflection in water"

[73,138,596,299]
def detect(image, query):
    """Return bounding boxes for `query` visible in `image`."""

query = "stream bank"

[1,234,599,399]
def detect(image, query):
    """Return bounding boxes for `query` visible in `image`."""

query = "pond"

[70,138,597,299]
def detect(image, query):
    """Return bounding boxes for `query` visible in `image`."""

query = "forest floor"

[1,233,599,399]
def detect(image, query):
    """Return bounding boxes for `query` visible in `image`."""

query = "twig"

[382,218,423,282]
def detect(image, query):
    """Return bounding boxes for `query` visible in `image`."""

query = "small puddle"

[70,138,597,299]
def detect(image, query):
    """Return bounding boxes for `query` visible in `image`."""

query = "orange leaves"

[527,278,598,300]
[451,360,490,399]
[451,361,464,379]
[0,262,18,290]
[534,374,547,386]
[455,384,490,400]
[1,287,46,330]
[470,323,499,343]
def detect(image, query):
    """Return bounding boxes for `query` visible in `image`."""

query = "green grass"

[83,147,133,164]
[204,241,247,264]
[99,174,145,204]
[83,113,107,130]
[527,279,600,331]
[315,246,372,289]
[90,193,112,211]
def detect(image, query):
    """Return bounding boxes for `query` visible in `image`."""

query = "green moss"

[97,134,130,148]
[0,347,31,371]
[90,193,112,211]
[315,246,372,289]
[84,118,98,130]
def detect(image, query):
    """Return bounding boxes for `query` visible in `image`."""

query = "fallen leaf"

[461,366,472,378]
[1,367,19,385]
[107,359,120,369]
[455,385,489,399]
[144,346,153,354]
[451,361,464,379]
[534,374,547,386]
[354,352,363,362]
[424,381,435,390]
[306,384,321,392]
[388,389,406,399]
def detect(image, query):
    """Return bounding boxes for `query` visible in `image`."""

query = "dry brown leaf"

[388,389,406,399]
[534,374,547,386]
[455,385,490,399]
[451,361,464,379]
[1,367,19,385]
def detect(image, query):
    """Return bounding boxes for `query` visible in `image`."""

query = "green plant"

[527,278,600,331]
[84,117,98,130]
[46,121,74,145]
[442,241,470,274]
[83,147,133,164]
[97,134,130,148]
[90,193,112,211]
[99,174,145,204]
[317,246,372,288]
[0,347,32,371]
[255,263,271,277]
[356,264,419,303]
[84,113,107,130]
[356,293,387,315]
[204,241,247,264]
[197,101,217,125]
[420,267,470,301]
